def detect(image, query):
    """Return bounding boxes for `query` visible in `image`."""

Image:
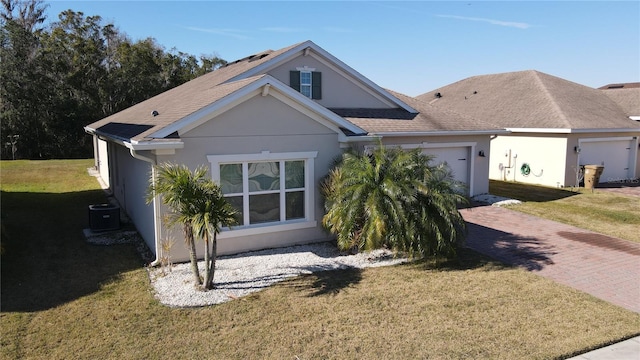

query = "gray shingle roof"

[86,40,507,145]
[333,89,504,134]
[601,87,640,117]
[417,70,640,130]
[85,43,306,143]
[598,82,640,89]
[87,75,265,142]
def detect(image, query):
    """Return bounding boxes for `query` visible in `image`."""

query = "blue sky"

[45,1,639,96]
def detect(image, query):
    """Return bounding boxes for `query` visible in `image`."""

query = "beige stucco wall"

[156,94,344,262]
[489,135,568,187]
[267,53,395,109]
[489,131,640,188]
[109,144,157,253]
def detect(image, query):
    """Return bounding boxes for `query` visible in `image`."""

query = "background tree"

[321,145,467,259]
[1,0,47,31]
[1,1,225,159]
[37,10,107,158]
[0,0,49,158]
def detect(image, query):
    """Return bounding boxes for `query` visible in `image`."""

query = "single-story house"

[600,82,640,121]
[417,70,640,188]
[85,40,505,263]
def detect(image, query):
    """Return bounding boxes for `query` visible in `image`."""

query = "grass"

[489,180,640,243]
[2,160,639,359]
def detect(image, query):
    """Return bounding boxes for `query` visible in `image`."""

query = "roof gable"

[224,40,418,113]
[86,74,366,149]
[418,70,639,131]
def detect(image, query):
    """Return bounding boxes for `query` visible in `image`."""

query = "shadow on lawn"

[1,190,143,312]
[288,267,363,297]
[488,180,579,203]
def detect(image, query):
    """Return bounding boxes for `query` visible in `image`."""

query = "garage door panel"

[422,147,469,188]
[580,140,632,183]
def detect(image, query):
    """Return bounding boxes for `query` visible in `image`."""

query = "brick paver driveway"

[460,205,640,313]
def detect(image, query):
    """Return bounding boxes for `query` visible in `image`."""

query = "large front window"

[220,160,306,225]
[208,151,317,237]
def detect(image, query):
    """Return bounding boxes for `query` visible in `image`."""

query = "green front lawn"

[1,161,639,359]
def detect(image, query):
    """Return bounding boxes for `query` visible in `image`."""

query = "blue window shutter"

[290,71,301,91]
[311,72,322,99]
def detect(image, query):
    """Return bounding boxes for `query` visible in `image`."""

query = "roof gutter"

[341,134,382,143]
[507,127,640,134]
[128,139,184,151]
[370,129,510,137]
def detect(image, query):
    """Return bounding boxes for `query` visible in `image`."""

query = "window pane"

[286,191,305,220]
[248,162,280,192]
[225,196,244,226]
[220,164,243,194]
[300,72,311,85]
[300,85,311,98]
[285,161,305,189]
[249,193,280,224]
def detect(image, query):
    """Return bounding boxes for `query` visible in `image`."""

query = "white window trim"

[208,151,318,239]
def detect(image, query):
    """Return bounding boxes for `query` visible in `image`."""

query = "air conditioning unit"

[88,204,120,232]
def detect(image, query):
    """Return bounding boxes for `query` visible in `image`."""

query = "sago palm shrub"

[321,145,466,258]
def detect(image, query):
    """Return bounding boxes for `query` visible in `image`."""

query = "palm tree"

[321,144,466,258]
[191,181,237,290]
[147,163,207,286]
[406,153,467,258]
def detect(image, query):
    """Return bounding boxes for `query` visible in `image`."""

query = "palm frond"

[321,141,467,258]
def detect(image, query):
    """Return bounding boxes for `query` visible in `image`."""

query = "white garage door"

[422,146,470,191]
[579,138,633,183]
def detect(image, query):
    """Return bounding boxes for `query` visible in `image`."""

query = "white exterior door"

[422,146,470,192]
[579,138,634,183]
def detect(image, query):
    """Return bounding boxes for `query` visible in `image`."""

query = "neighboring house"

[600,82,640,121]
[418,70,640,188]
[85,40,505,263]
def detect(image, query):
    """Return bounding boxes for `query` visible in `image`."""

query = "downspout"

[129,147,162,267]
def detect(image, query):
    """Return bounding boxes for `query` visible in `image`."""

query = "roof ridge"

[531,71,572,128]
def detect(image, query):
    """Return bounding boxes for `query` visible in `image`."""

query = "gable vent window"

[290,70,322,100]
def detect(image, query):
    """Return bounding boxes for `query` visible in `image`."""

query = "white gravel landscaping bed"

[472,193,522,207]
[149,242,408,308]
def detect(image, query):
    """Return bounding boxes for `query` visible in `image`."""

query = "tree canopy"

[1,0,226,159]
